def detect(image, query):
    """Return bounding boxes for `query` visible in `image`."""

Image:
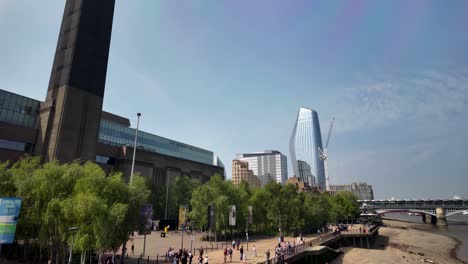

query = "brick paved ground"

[126,230,322,264]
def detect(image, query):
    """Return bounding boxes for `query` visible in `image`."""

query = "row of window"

[98,120,214,165]
[0,90,39,128]
[0,90,39,114]
[0,109,37,128]
[0,139,31,152]
[95,155,116,165]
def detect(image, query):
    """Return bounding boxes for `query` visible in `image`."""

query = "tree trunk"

[39,243,42,264]
[55,245,59,264]
[23,239,27,261]
[120,242,127,264]
[81,250,87,264]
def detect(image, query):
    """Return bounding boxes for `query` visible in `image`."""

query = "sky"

[1,0,467,199]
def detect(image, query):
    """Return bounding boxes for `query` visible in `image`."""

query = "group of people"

[166,247,199,264]
[222,244,254,263]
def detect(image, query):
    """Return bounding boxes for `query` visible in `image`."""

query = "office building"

[0,0,224,189]
[290,107,326,189]
[329,182,374,200]
[236,150,288,186]
[231,160,261,188]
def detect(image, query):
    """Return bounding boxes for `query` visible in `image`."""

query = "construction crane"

[318,117,335,191]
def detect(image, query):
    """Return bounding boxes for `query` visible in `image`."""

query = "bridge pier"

[436,207,447,226]
[421,214,433,224]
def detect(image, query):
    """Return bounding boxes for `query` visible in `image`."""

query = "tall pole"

[190,221,194,253]
[143,233,146,257]
[181,210,185,250]
[165,174,169,219]
[130,113,141,184]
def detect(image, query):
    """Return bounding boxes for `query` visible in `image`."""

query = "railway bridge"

[357,199,468,225]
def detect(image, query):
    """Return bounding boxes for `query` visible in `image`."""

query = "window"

[0,139,28,152]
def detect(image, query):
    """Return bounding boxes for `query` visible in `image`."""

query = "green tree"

[0,161,15,196]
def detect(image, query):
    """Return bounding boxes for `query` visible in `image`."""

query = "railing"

[256,226,380,264]
[256,232,338,264]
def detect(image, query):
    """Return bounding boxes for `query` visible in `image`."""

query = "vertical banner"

[247,205,253,225]
[207,205,216,229]
[0,197,22,244]
[178,204,188,230]
[229,205,236,226]
[141,204,153,234]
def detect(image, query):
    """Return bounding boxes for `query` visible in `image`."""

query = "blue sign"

[0,197,22,244]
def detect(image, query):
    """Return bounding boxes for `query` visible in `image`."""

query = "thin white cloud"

[331,143,436,198]
[334,69,468,132]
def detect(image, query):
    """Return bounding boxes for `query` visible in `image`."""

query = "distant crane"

[318,117,335,191]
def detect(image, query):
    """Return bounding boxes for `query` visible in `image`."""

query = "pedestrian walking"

[237,239,240,250]
[243,253,247,263]
[223,248,228,263]
[198,255,203,264]
[199,246,204,257]
[239,246,244,260]
[204,255,209,264]
[131,244,135,256]
[232,239,236,249]
[228,247,233,263]
[253,245,257,257]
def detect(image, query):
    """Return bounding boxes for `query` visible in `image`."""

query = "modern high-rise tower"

[35,0,116,162]
[289,107,326,190]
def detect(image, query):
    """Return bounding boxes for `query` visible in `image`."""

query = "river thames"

[384,213,468,262]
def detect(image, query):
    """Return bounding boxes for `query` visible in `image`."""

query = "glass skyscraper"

[289,107,325,190]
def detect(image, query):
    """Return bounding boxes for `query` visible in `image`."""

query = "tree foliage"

[189,176,361,236]
[0,157,150,264]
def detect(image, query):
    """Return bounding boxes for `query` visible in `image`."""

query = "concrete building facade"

[236,150,288,186]
[329,182,374,200]
[231,160,261,188]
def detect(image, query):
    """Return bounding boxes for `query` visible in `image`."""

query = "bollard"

[147,256,149,264]
[137,257,140,264]
[156,254,158,264]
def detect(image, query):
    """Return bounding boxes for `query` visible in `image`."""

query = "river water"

[384,213,468,263]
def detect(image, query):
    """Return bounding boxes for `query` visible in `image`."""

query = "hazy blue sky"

[1,1,467,199]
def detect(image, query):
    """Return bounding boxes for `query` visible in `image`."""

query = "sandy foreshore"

[332,219,464,264]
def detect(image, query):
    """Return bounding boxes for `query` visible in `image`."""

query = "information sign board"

[0,198,22,244]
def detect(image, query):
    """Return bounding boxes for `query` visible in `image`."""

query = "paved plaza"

[127,230,323,264]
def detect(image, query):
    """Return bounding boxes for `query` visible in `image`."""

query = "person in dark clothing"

[181,249,188,264]
[199,247,204,257]
[188,251,193,264]
[239,246,244,261]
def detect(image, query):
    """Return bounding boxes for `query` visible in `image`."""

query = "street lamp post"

[130,113,141,184]
[68,227,79,264]
[164,174,169,219]
[181,207,187,250]
[190,221,195,253]
[245,217,249,251]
